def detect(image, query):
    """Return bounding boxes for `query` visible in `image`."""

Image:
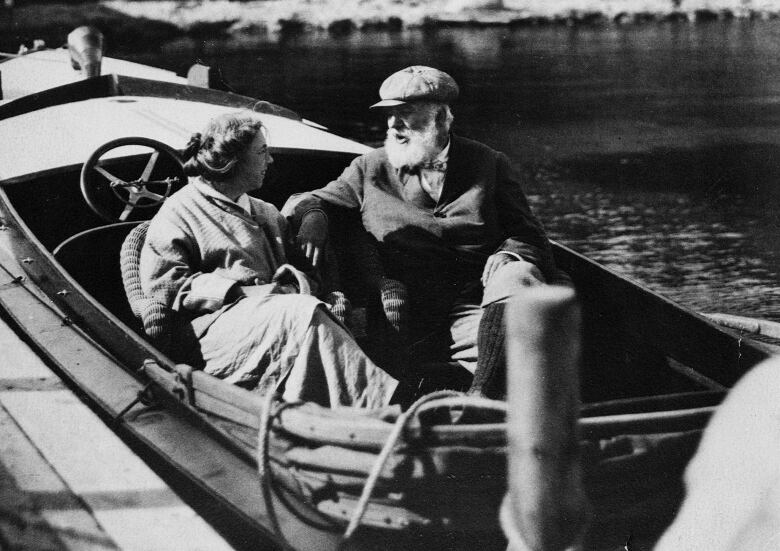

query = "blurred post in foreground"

[654,355,780,551]
[502,286,590,551]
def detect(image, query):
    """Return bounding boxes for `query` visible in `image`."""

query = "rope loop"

[340,389,468,545]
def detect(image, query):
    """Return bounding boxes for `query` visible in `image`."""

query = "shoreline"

[101,0,780,34]
[4,1,780,51]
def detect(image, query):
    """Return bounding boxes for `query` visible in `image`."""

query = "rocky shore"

[4,0,780,51]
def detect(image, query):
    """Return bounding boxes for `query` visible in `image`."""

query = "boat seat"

[53,222,143,330]
[118,221,200,357]
[119,221,171,346]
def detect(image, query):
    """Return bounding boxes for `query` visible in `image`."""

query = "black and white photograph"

[1,1,779,549]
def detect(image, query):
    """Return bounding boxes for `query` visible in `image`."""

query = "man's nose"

[388,115,404,130]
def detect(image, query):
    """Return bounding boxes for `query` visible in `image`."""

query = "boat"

[1,29,778,550]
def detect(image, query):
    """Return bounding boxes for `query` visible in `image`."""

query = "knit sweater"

[140,179,297,321]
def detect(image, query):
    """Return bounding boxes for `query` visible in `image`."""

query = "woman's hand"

[270,282,298,295]
[296,211,328,268]
[231,282,298,301]
[234,284,272,298]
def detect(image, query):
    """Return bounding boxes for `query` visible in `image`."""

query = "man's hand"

[296,211,328,268]
[482,254,545,287]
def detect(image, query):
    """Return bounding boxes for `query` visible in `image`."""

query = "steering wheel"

[81,137,186,222]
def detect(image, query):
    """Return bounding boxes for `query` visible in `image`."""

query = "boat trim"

[0,74,301,123]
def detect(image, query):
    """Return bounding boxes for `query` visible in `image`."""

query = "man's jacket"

[286,134,556,288]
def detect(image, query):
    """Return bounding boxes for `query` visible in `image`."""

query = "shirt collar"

[398,138,451,174]
[436,138,450,163]
[235,193,251,215]
[194,178,251,215]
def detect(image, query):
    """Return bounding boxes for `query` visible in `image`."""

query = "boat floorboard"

[0,318,234,551]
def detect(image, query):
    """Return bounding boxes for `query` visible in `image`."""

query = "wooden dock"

[0,317,234,551]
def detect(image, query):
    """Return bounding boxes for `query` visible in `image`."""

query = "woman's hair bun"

[183,132,202,162]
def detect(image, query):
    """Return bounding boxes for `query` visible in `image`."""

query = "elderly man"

[286,66,564,399]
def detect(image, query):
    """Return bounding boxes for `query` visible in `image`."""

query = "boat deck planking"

[0,48,185,102]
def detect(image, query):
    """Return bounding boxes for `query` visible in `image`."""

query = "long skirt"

[194,294,396,409]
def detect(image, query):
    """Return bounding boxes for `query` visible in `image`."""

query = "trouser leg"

[467,301,507,399]
[463,261,548,399]
[377,277,410,377]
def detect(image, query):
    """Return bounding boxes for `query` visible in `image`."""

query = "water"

[121,21,780,320]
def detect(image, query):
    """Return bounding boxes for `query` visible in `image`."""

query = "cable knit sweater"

[140,179,298,330]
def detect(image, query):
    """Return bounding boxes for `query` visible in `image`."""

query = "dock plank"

[0,404,117,551]
[0,317,234,551]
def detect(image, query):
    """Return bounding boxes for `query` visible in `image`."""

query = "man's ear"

[435,105,447,125]
[435,104,453,133]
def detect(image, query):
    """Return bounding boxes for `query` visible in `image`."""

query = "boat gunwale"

[552,240,777,381]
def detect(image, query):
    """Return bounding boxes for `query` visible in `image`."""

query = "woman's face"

[238,131,273,191]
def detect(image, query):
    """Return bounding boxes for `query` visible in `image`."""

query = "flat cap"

[370,66,459,109]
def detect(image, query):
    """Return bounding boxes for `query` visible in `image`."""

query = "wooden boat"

[1,37,778,550]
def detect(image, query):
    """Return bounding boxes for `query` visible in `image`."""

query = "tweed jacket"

[287,134,555,287]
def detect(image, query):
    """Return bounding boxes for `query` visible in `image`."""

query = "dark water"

[122,21,780,320]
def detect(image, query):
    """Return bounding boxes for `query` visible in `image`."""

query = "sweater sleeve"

[140,216,238,315]
[494,152,557,277]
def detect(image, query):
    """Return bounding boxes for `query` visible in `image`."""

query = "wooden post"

[503,286,590,551]
[187,63,216,89]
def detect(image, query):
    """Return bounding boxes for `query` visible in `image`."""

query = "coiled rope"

[340,391,507,545]
[256,388,508,550]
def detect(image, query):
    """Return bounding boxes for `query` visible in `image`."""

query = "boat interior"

[1,140,743,407]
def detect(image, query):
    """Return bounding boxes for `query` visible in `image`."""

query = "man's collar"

[436,137,451,162]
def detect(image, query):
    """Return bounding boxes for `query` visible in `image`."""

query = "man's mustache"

[387,130,410,141]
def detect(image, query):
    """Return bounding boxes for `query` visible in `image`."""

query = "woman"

[140,111,396,408]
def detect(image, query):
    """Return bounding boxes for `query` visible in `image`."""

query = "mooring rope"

[339,389,484,545]
[257,389,302,551]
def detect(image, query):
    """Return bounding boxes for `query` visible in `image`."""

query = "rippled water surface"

[124,21,780,320]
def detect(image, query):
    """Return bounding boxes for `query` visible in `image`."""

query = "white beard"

[385,125,444,170]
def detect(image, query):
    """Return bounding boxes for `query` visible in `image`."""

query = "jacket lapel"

[439,134,468,205]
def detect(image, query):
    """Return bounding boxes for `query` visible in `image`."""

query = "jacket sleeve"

[283,155,367,224]
[494,152,557,278]
[140,217,238,316]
